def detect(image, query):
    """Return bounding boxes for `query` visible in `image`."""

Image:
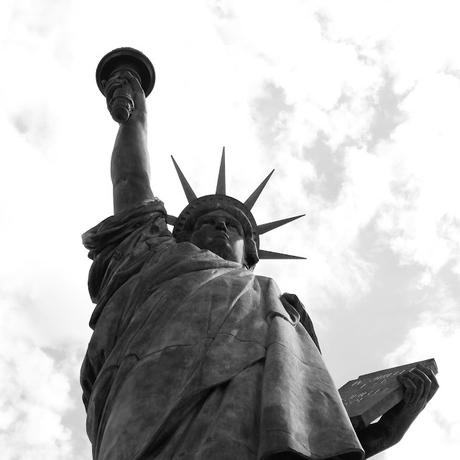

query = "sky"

[0,0,459,458]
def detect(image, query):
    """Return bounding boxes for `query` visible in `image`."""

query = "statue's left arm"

[356,366,439,457]
[279,293,439,458]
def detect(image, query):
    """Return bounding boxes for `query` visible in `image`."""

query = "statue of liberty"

[81,48,438,460]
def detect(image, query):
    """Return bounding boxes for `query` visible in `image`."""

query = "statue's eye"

[228,222,242,233]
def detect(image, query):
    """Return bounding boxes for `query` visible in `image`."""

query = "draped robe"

[81,200,364,460]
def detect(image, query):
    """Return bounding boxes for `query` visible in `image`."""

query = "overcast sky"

[0,1,459,459]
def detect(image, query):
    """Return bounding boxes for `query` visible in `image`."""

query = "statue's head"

[173,195,259,268]
[189,210,247,265]
[169,149,305,269]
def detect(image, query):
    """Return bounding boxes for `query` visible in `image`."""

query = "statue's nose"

[215,219,227,231]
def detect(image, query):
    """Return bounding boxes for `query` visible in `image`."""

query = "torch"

[96,47,155,123]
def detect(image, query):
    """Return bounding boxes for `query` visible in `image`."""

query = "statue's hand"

[379,366,439,445]
[102,70,147,124]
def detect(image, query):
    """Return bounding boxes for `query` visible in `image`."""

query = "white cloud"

[384,296,460,459]
[0,296,73,459]
[319,0,460,91]
[375,72,460,277]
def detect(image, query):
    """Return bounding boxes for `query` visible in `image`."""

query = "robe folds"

[81,200,364,460]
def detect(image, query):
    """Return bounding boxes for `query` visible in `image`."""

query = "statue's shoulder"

[252,273,275,284]
[254,273,278,282]
[252,274,282,296]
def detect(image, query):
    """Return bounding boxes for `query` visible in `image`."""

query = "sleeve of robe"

[82,199,171,307]
[80,199,173,409]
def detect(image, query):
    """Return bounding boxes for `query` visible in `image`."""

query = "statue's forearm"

[111,118,154,214]
[356,422,393,458]
[111,118,149,184]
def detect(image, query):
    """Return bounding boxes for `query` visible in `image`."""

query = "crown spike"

[216,146,226,195]
[258,249,306,260]
[171,156,197,203]
[257,214,305,235]
[244,169,275,211]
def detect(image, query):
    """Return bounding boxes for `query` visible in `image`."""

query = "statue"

[81,48,439,460]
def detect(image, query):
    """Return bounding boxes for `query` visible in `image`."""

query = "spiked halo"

[168,148,305,267]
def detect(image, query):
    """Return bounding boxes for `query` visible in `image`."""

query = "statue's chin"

[209,246,235,262]
[202,240,237,263]
[190,233,242,264]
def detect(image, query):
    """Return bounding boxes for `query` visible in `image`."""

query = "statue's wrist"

[376,416,406,447]
[357,420,394,458]
[122,112,147,128]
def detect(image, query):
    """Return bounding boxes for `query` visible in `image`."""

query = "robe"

[81,199,364,460]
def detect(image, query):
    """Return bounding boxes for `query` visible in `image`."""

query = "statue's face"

[189,210,246,265]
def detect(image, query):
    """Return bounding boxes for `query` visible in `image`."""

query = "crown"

[167,148,305,266]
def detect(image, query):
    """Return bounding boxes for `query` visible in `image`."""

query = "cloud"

[241,1,460,302]
[375,72,460,280]
[384,291,460,459]
[0,295,73,459]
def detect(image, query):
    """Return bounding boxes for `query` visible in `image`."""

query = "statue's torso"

[81,201,364,460]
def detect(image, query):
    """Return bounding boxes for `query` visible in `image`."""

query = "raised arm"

[104,70,154,214]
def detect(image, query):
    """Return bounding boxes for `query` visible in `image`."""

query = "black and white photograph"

[0,1,457,459]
